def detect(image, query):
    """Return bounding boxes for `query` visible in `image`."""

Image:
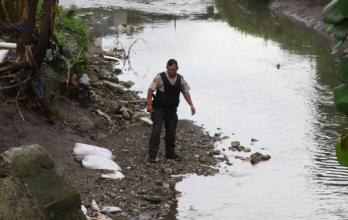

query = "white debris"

[81,205,88,215]
[103,55,122,62]
[0,42,16,49]
[73,143,113,159]
[101,171,125,180]
[79,74,90,86]
[139,117,153,126]
[96,109,113,123]
[0,50,9,63]
[91,199,100,212]
[82,155,122,171]
[101,206,122,213]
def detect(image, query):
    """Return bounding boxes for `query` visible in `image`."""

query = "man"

[147,59,196,163]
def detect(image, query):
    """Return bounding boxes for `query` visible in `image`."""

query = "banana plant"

[323,0,348,166]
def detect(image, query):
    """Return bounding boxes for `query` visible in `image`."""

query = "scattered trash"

[139,117,153,126]
[101,171,125,180]
[103,55,122,62]
[79,73,90,86]
[82,155,122,171]
[0,50,9,63]
[73,143,113,159]
[101,206,122,213]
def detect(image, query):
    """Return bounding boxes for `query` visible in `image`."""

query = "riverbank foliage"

[323,0,348,166]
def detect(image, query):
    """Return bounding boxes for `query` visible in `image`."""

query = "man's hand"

[191,105,196,115]
[147,104,153,113]
[147,88,154,113]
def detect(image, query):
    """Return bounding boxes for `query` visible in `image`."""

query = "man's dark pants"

[149,107,178,159]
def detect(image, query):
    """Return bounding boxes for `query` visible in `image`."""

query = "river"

[62,0,348,219]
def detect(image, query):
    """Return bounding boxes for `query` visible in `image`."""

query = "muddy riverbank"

[0,39,223,219]
[270,0,330,37]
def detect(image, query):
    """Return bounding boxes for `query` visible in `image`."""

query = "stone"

[0,145,85,220]
[141,195,162,204]
[250,152,271,165]
[231,141,240,147]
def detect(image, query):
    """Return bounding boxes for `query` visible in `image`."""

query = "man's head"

[166,59,178,78]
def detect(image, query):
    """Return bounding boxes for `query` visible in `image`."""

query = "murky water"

[69,0,348,219]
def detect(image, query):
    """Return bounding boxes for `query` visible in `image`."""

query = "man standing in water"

[147,59,196,163]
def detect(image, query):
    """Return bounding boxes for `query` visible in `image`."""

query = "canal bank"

[270,0,330,37]
[76,0,348,219]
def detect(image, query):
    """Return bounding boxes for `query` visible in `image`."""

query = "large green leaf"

[338,58,348,83]
[336,134,348,166]
[323,0,345,24]
[333,84,348,115]
[339,0,348,17]
[330,19,348,39]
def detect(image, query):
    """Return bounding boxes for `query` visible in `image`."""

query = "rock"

[226,161,233,166]
[251,138,258,142]
[211,150,221,156]
[141,195,162,204]
[231,141,240,147]
[163,168,173,175]
[0,145,85,220]
[250,152,271,165]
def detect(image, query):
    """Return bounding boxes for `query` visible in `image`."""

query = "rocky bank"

[270,0,331,36]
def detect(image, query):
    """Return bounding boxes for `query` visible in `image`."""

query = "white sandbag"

[0,50,9,63]
[82,155,122,171]
[73,143,113,159]
[101,171,125,180]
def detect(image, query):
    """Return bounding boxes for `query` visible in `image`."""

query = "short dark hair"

[167,59,178,67]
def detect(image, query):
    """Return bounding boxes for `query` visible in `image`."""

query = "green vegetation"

[53,5,92,76]
[55,5,90,50]
[323,0,348,166]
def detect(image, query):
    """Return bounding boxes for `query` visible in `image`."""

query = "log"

[0,42,17,49]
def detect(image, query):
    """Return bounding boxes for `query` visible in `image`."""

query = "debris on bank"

[73,143,124,180]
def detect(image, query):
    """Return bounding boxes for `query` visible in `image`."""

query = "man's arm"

[183,92,196,115]
[147,88,154,113]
